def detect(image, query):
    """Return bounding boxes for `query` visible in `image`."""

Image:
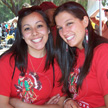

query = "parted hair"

[53,1,108,95]
[0,6,54,76]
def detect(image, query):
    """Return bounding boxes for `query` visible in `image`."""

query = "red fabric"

[51,26,57,44]
[0,53,64,105]
[40,1,57,11]
[69,43,108,107]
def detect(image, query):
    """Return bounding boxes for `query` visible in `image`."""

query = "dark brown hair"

[53,1,108,95]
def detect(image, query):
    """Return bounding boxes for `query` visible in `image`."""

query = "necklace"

[29,55,45,73]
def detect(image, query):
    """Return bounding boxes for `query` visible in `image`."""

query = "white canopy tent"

[87,0,106,35]
[7,17,18,25]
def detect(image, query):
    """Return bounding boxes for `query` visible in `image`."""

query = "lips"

[32,37,43,43]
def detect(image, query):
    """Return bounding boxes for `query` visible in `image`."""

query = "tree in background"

[102,0,108,6]
[0,0,42,16]
[0,0,107,23]
[0,1,15,23]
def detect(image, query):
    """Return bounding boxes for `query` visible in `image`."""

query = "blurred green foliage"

[0,0,107,24]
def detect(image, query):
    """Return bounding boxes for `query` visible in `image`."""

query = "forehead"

[58,11,75,17]
[22,12,44,22]
[56,11,75,21]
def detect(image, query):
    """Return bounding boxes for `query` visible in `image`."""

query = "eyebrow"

[22,20,44,27]
[35,20,44,24]
[22,24,30,28]
[65,19,73,23]
[56,19,73,27]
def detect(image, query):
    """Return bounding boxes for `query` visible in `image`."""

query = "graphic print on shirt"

[78,101,90,108]
[69,68,90,108]
[14,72,42,103]
[69,68,80,99]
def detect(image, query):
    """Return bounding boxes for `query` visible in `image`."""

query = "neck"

[28,48,46,58]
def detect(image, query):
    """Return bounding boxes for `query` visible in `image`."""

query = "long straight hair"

[0,6,54,76]
[54,1,108,95]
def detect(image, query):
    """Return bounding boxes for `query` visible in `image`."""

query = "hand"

[64,98,80,108]
[9,98,23,108]
[46,94,60,105]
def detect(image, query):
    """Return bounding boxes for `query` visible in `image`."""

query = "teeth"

[32,38,42,43]
[67,36,74,40]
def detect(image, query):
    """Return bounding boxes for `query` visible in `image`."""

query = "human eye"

[67,22,73,26]
[57,27,62,31]
[37,24,43,29]
[24,27,31,31]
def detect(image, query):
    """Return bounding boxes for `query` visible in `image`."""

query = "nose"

[32,28,38,36]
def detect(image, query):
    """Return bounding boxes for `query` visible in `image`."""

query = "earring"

[22,37,24,39]
[85,28,88,43]
[66,44,68,52]
[48,30,50,34]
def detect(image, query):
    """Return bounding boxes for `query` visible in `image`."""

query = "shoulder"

[94,43,108,53]
[93,43,108,62]
[0,53,14,64]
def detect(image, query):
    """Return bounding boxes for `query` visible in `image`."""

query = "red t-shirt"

[69,43,108,108]
[0,53,64,105]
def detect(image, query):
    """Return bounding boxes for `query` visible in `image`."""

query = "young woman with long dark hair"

[54,1,108,107]
[0,6,65,108]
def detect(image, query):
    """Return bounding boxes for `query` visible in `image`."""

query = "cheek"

[22,29,31,38]
[23,33,31,39]
[75,24,85,34]
[40,29,49,41]
[59,31,63,38]
[59,31,66,41]
[41,30,48,34]
[71,23,78,30]
[39,27,49,33]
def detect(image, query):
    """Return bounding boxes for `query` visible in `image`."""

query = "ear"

[83,16,89,28]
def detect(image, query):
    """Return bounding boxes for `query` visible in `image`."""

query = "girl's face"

[55,11,88,49]
[21,12,49,56]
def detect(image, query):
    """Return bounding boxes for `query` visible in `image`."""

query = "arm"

[95,94,108,108]
[90,9,99,18]
[10,96,66,108]
[0,95,14,108]
[95,45,108,108]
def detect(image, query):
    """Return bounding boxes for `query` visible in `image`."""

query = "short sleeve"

[0,54,13,96]
[94,44,108,96]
